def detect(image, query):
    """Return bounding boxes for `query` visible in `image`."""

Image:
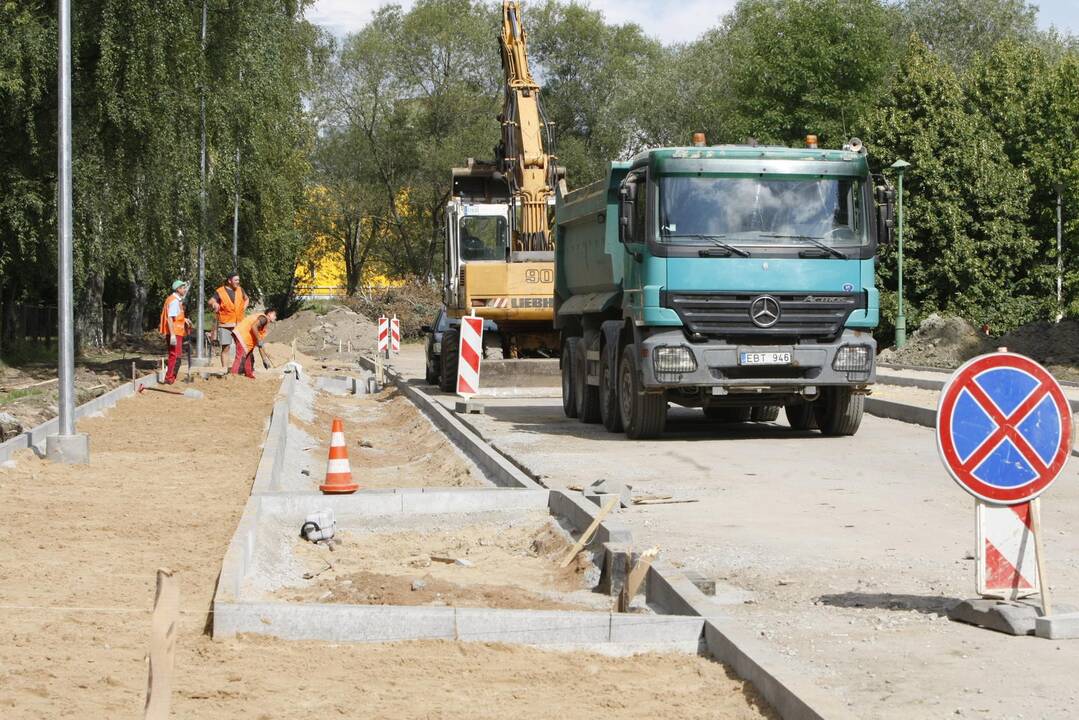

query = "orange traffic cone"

[319,418,358,494]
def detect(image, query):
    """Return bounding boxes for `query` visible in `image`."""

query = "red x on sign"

[937,353,1072,505]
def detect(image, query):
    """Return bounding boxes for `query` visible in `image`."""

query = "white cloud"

[305,0,739,44]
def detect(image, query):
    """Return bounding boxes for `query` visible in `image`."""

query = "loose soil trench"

[0,362,776,720]
[280,513,607,611]
[299,385,483,489]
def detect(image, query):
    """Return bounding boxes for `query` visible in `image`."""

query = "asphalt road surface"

[390,344,1079,719]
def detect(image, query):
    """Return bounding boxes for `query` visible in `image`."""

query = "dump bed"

[553,162,630,327]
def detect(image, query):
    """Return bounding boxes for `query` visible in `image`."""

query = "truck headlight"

[432,342,442,354]
[653,346,697,374]
[833,345,872,372]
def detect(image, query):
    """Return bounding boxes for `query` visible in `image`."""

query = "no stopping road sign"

[937,353,1072,505]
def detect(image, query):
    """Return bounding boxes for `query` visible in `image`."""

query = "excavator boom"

[498,1,559,252]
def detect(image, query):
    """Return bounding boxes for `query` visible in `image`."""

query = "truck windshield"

[459,216,508,260]
[658,176,868,248]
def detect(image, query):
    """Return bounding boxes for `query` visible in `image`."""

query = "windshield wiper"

[761,234,848,259]
[663,233,750,257]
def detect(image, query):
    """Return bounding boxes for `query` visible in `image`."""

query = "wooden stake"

[618,547,659,612]
[143,568,179,720]
[291,338,297,362]
[1030,498,1052,617]
[560,496,619,568]
[131,361,137,389]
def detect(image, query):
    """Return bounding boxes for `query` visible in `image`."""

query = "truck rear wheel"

[599,343,623,433]
[751,405,781,422]
[814,387,864,436]
[704,406,751,422]
[619,345,666,439]
[574,338,601,423]
[561,338,578,418]
[439,328,459,393]
[785,402,817,431]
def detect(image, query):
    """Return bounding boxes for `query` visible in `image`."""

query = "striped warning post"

[319,417,358,494]
[456,313,484,398]
[977,501,1039,599]
[390,316,401,353]
[377,316,389,354]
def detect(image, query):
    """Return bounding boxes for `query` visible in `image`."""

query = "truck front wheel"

[561,338,578,418]
[574,338,601,423]
[619,345,666,439]
[439,328,460,393]
[814,387,864,436]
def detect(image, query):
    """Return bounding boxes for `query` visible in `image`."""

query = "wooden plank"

[618,547,659,612]
[633,498,699,506]
[1031,498,1053,616]
[559,496,619,568]
[143,568,179,720]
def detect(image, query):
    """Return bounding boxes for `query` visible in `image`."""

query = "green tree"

[720,0,901,147]
[899,0,1038,71]
[866,39,1038,331]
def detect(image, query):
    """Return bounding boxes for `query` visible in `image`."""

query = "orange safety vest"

[213,285,248,325]
[158,293,186,338]
[233,312,269,352]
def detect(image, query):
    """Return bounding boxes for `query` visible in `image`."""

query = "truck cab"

[555,138,893,438]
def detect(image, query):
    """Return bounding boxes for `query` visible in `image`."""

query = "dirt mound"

[345,280,441,340]
[999,320,1079,380]
[272,305,376,355]
[879,313,993,368]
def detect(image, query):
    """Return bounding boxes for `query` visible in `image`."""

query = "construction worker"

[208,272,249,367]
[230,309,277,378]
[158,280,192,384]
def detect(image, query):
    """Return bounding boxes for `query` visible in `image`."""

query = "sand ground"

[0,363,774,720]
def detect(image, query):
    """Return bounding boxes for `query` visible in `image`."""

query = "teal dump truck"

[554,136,894,439]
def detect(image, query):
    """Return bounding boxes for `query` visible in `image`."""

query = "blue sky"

[306,0,1078,44]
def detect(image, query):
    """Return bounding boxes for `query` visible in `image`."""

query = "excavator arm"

[498,1,560,252]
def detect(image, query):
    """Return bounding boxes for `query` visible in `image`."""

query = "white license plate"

[739,351,792,366]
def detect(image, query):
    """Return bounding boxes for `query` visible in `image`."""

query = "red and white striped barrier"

[456,313,484,397]
[390,316,400,353]
[977,502,1039,599]
[377,316,389,354]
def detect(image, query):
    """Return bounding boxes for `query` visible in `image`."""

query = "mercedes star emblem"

[749,295,781,328]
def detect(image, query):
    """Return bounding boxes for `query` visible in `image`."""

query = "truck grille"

[662,291,864,341]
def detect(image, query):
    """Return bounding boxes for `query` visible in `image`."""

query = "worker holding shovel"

[230,309,277,378]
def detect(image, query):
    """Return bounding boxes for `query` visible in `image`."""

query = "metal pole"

[57,0,75,437]
[232,145,239,269]
[895,170,907,348]
[1056,184,1064,323]
[197,0,207,361]
[233,67,242,270]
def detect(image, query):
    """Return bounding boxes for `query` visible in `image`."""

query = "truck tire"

[814,387,864,436]
[574,338,601,423]
[561,338,578,418]
[704,406,751,422]
[785,402,817,431]
[619,345,666,439]
[750,405,781,422]
[425,356,439,385]
[439,328,459,393]
[599,343,623,433]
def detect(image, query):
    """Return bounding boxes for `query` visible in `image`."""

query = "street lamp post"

[47,0,89,464]
[1056,182,1064,323]
[890,159,911,349]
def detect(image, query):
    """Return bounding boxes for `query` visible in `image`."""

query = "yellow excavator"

[439,0,562,392]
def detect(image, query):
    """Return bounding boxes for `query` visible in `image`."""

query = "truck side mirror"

[618,182,637,244]
[875,186,896,246]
